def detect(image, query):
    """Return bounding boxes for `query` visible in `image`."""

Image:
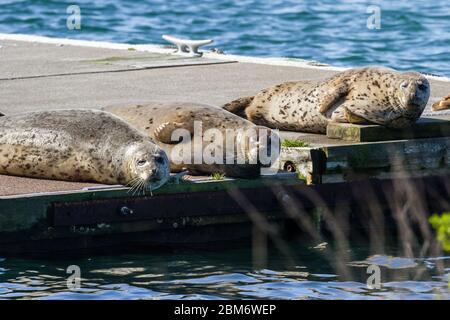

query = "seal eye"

[136,159,148,167]
[418,83,427,91]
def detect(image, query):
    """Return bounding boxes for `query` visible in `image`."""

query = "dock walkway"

[1,35,449,196]
[1,35,449,254]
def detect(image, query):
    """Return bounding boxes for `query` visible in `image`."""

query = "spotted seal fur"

[223,66,430,133]
[104,102,277,178]
[0,109,170,191]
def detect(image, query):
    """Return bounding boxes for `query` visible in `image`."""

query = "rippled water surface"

[0,0,449,76]
[0,244,448,300]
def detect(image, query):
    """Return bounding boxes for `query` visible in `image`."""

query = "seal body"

[0,109,170,190]
[223,67,430,133]
[104,103,277,178]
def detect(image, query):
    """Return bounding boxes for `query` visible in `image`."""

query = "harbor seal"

[104,103,278,178]
[223,66,430,133]
[0,109,170,191]
[432,94,450,111]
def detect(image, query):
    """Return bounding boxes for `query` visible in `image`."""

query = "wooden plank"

[326,116,450,142]
[52,187,282,227]
[1,174,449,254]
[279,137,450,183]
[0,176,302,232]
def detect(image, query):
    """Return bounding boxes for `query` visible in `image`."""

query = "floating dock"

[1,34,449,254]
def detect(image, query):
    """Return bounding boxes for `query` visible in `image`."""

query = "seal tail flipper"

[222,96,254,119]
[432,94,450,111]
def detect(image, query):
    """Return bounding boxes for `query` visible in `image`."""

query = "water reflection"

[0,244,448,300]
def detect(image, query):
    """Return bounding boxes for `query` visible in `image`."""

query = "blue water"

[0,245,449,300]
[0,0,449,76]
[0,246,450,300]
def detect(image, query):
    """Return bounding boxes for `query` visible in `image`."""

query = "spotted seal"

[0,109,170,191]
[104,103,278,178]
[223,67,430,133]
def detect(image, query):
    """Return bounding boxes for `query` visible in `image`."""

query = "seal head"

[122,143,170,191]
[384,72,430,128]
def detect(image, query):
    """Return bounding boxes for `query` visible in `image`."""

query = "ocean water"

[0,245,449,300]
[0,0,449,76]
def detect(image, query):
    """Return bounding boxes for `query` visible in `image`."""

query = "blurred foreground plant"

[429,213,450,252]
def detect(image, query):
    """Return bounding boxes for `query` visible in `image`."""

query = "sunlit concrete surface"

[0,36,449,196]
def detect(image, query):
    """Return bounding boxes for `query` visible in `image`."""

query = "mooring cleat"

[162,35,213,57]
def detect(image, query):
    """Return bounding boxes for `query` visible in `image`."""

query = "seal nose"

[151,152,169,180]
[154,154,166,166]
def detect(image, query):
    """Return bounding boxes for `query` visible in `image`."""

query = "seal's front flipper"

[153,122,190,144]
[0,112,5,117]
[331,102,372,125]
[343,107,371,124]
[318,82,349,114]
[330,107,347,123]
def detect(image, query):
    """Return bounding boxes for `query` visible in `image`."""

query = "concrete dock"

[1,35,449,196]
[1,35,449,254]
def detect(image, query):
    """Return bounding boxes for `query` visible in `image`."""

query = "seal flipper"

[318,82,349,114]
[0,112,5,117]
[222,96,254,119]
[432,94,450,111]
[343,107,371,124]
[330,104,370,124]
[153,122,192,144]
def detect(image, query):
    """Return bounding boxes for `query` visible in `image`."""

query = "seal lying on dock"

[223,67,430,133]
[432,94,450,111]
[104,103,277,178]
[0,110,170,191]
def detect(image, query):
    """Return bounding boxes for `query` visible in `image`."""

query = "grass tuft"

[282,139,309,148]
[211,172,226,180]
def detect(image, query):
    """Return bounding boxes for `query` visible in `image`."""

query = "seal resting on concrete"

[0,109,170,191]
[432,94,450,111]
[104,103,278,178]
[223,67,430,133]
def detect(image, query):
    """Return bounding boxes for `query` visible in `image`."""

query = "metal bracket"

[162,35,213,57]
